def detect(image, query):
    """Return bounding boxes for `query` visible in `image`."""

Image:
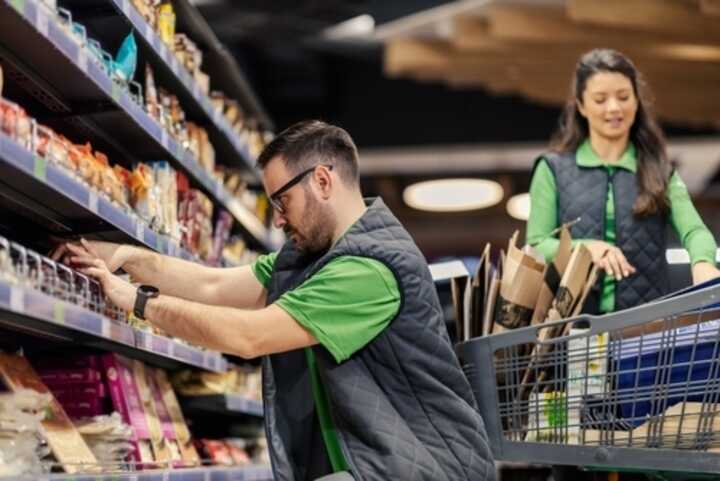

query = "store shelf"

[170,0,273,132]
[0,0,274,251]
[0,276,228,372]
[105,0,258,170]
[180,394,264,418]
[0,131,196,259]
[2,465,274,481]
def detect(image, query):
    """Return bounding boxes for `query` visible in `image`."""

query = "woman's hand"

[585,240,637,281]
[692,261,720,285]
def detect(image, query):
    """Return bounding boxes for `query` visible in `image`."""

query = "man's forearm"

[144,294,255,357]
[122,246,225,303]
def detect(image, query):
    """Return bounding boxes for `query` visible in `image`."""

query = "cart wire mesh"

[457,283,720,472]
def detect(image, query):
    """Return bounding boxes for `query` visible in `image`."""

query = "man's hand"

[64,242,136,311]
[585,240,637,281]
[51,239,133,273]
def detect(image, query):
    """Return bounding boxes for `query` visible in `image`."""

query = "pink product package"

[33,354,101,370]
[147,369,177,441]
[101,354,152,464]
[58,398,106,419]
[39,368,102,385]
[50,383,106,401]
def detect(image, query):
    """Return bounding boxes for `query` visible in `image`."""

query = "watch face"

[139,285,160,296]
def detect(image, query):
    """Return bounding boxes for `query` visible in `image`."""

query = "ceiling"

[194,0,720,259]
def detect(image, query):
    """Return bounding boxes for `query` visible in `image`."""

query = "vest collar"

[576,139,637,173]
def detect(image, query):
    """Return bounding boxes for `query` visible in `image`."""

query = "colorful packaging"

[130,163,159,226]
[0,353,98,474]
[101,354,155,465]
[39,368,102,385]
[131,361,169,465]
[157,1,176,46]
[153,369,200,465]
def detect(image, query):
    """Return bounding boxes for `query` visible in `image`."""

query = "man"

[55,121,494,481]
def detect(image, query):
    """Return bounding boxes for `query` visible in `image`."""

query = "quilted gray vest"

[539,152,670,312]
[262,198,494,481]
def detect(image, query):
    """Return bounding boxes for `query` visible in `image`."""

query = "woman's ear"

[576,98,587,119]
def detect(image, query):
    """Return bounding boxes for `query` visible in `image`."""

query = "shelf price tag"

[175,141,184,161]
[76,47,88,73]
[143,20,153,41]
[111,82,122,103]
[33,155,47,182]
[135,220,145,243]
[53,302,65,325]
[35,7,49,36]
[10,0,25,14]
[160,128,169,150]
[88,190,99,214]
[10,287,24,312]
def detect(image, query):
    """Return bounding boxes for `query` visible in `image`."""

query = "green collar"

[576,139,637,173]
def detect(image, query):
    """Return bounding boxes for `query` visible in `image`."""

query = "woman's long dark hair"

[550,49,672,216]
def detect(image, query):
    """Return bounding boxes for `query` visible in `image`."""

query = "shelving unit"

[0,0,277,251]
[0,0,273,477]
[180,394,264,418]
[1,465,274,481]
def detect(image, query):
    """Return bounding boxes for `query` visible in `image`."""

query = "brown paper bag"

[531,227,573,326]
[492,232,545,334]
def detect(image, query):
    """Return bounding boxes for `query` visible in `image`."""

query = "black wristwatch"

[133,285,159,320]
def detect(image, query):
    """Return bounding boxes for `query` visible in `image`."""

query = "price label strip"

[53,302,65,325]
[33,155,47,182]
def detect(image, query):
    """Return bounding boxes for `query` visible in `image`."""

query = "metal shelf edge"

[0,279,227,373]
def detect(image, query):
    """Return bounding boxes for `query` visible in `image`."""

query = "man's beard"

[284,192,335,254]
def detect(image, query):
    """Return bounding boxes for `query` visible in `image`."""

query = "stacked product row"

[130,0,271,159]
[0,352,265,476]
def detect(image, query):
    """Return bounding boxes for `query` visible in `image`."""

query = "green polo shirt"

[527,139,718,313]
[252,252,401,472]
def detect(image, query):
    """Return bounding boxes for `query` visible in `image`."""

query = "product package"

[153,369,200,465]
[0,387,52,477]
[0,353,98,474]
[101,354,155,466]
[76,412,134,471]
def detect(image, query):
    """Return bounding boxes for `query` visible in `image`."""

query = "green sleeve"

[275,256,401,363]
[251,252,278,288]
[668,172,718,266]
[526,159,562,262]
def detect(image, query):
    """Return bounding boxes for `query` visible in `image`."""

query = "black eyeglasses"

[269,164,333,214]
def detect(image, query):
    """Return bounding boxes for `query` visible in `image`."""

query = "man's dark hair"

[257,120,360,187]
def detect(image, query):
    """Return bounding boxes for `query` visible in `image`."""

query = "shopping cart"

[457,283,720,475]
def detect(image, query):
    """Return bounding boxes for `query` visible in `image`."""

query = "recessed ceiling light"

[403,178,503,212]
[507,192,530,220]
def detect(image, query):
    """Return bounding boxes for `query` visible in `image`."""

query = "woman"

[527,48,719,314]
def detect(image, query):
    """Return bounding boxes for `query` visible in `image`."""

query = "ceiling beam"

[453,6,720,62]
[702,0,720,15]
[567,0,720,40]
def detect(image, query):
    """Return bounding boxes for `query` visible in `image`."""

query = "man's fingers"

[80,238,100,258]
[70,255,100,267]
[50,244,67,262]
[66,243,90,256]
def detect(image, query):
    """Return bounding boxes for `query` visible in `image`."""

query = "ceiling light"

[403,178,503,212]
[506,192,530,220]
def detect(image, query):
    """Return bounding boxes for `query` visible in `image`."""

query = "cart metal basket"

[457,283,720,473]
